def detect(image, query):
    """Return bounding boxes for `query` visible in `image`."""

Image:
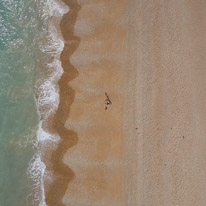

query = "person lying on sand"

[105,92,112,105]
[104,92,112,110]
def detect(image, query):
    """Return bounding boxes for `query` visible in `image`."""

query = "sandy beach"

[46,0,206,205]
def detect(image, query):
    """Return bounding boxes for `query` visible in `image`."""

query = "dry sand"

[46,0,206,205]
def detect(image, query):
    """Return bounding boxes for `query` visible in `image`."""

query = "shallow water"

[0,0,63,205]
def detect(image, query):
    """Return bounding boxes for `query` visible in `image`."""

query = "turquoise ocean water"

[0,0,67,205]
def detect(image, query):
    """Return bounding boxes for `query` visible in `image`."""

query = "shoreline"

[27,1,69,205]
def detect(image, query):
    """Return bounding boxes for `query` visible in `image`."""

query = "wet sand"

[46,0,206,205]
[45,1,80,206]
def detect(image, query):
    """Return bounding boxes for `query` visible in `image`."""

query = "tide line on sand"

[43,0,81,205]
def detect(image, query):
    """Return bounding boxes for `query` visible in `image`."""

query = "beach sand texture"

[46,0,206,205]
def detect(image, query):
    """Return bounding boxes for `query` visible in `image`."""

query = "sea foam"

[27,0,69,205]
